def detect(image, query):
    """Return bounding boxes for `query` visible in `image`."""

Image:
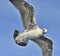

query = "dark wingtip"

[13,30,20,39]
[13,29,27,46]
[16,42,27,46]
[9,0,13,3]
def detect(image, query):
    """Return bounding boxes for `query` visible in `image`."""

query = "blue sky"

[0,0,60,56]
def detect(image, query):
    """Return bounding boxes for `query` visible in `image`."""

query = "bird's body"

[15,27,43,40]
[9,0,53,56]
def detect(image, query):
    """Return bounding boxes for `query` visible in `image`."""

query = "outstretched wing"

[31,36,53,56]
[9,0,37,30]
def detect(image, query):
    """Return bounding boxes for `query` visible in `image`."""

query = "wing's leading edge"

[31,36,53,56]
[9,0,37,30]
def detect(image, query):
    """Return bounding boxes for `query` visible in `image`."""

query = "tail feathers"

[13,29,21,39]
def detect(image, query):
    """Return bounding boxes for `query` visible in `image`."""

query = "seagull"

[9,0,47,45]
[9,0,53,56]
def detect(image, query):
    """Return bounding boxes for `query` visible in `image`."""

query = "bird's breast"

[27,27,43,39]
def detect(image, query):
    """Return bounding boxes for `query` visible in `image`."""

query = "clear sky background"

[0,0,60,56]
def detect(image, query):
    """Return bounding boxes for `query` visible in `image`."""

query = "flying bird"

[9,0,47,45]
[9,0,53,56]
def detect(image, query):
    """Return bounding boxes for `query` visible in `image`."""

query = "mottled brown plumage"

[9,0,53,56]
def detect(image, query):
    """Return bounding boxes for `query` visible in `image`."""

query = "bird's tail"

[13,29,22,40]
[13,29,28,46]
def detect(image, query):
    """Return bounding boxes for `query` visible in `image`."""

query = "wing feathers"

[10,0,37,30]
[31,36,53,56]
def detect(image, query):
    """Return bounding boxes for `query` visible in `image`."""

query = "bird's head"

[43,28,48,34]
